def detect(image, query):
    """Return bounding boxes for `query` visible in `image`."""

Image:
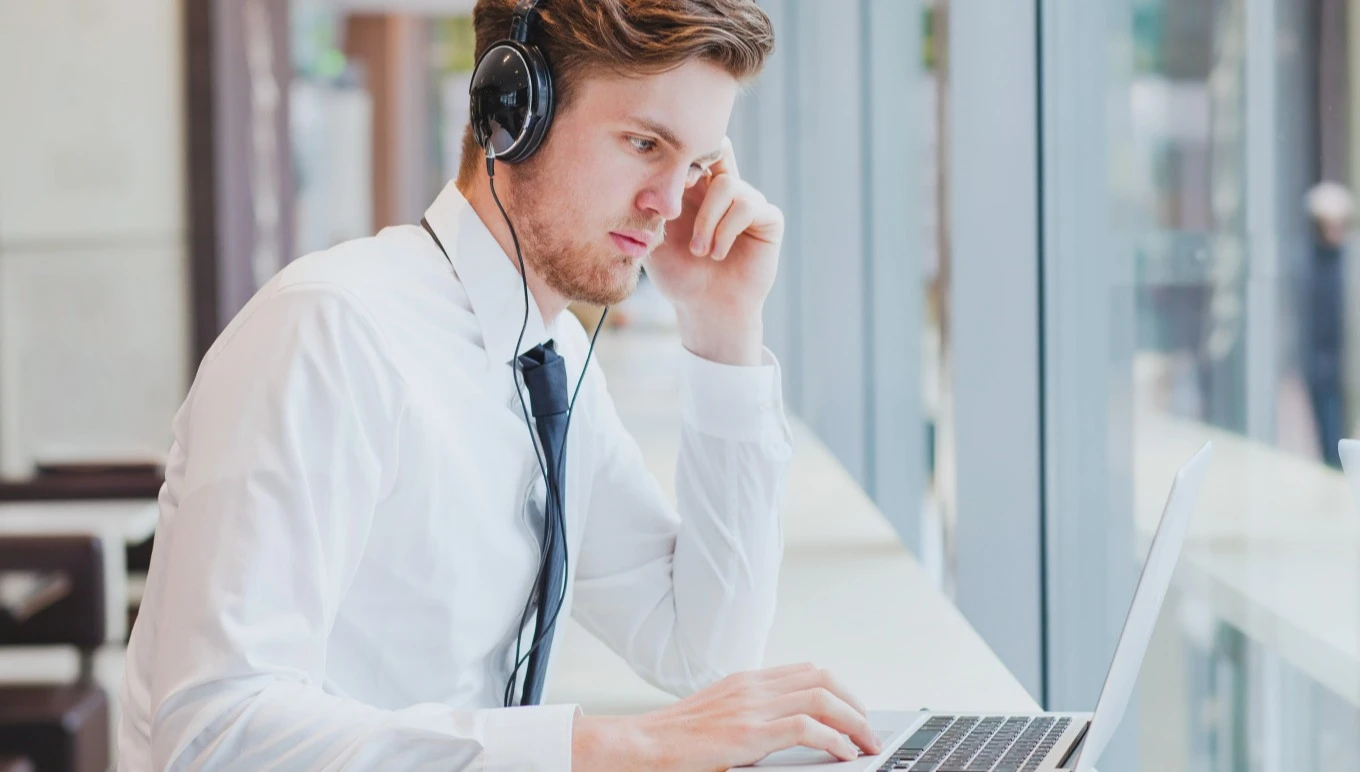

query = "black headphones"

[469,0,556,164]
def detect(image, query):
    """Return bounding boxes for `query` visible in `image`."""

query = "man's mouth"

[609,231,652,258]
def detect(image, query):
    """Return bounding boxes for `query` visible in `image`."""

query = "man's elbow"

[148,684,260,771]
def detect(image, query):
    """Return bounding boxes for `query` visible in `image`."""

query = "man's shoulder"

[274,226,428,296]
[200,229,435,369]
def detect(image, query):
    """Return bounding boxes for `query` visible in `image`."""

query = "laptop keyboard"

[875,715,1073,772]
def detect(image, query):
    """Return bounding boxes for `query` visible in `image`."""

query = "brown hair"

[456,0,774,188]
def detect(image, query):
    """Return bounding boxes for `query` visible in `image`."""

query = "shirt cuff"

[679,346,790,444]
[481,703,580,771]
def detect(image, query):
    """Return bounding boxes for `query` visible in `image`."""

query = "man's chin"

[565,265,641,308]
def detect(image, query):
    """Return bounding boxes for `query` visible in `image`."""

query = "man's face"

[507,60,739,307]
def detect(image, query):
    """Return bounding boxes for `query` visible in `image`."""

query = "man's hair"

[456,0,775,188]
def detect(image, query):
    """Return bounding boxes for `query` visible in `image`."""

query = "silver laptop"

[745,441,1213,772]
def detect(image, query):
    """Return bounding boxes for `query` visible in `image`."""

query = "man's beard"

[509,164,662,308]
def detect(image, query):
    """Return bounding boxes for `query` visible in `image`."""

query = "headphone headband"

[509,0,543,43]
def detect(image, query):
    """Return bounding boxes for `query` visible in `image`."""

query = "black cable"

[502,306,607,696]
[486,153,608,707]
[488,155,553,707]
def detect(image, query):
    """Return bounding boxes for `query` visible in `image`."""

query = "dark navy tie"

[517,341,569,705]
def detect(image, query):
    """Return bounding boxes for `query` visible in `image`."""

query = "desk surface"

[547,329,1038,715]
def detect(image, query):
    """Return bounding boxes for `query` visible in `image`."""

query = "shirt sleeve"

[144,285,577,771]
[570,346,793,697]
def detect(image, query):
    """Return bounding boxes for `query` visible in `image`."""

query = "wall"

[739,0,928,549]
[0,0,189,479]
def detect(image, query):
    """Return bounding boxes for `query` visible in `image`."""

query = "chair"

[0,536,109,772]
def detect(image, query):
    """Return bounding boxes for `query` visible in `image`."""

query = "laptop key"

[900,724,949,753]
[996,718,1052,771]
[1019,719,1072,772]
[878,717,958,771]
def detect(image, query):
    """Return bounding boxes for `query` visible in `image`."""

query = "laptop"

[744,441,1213,772]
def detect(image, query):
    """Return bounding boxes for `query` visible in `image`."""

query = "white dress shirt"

[116,182,793,771]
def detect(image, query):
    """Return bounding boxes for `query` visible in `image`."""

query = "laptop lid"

[1339,439,1360,510]
[1073,442,1213,772]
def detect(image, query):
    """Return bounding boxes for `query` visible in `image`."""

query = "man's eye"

[630,137,657,153]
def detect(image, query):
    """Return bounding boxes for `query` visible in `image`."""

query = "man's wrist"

[572,714,657,770]
[675,306,764,367]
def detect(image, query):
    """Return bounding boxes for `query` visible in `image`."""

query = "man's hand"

[645,137,783,366]
[572,663,882,771]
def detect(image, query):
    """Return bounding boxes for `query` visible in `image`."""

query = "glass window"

[1044,0,1360,768]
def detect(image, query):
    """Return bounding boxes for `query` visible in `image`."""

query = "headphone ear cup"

[469,40,555,164]
[509,42,555,163]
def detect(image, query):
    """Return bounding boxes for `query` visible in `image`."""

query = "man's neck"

[458,174,570,324]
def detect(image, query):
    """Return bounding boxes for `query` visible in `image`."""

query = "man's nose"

[637,168,690,221]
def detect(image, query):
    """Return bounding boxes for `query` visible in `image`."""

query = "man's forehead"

[574,66,736,152]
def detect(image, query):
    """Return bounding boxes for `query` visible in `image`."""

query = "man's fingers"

[689,174,737,256]
[646,665,882,771]
[709,199,756,261]
[752,662,820,682]
[768,666,869,717]
[708,136,739,180]
[763,714,861,762]
[766,689,880,755]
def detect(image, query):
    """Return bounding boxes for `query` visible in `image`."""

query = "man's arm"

[570,345,792,695]
[571,135,796,693]
[561,135,886,768]
[141,287,575,771]
[563,350,895,769]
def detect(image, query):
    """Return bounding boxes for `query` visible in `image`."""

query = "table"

[0,501,157,644]
[0,500,156,719]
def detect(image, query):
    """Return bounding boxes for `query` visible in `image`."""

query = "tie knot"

[518,341,569,417]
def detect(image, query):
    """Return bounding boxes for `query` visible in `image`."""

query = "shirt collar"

[423,181,556,372]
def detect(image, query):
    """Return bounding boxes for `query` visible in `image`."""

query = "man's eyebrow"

[631,116,723,164]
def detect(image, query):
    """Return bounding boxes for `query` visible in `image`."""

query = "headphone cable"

[487,151,608,707]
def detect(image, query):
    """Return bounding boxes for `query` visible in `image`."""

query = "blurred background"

[3,0,1360,770]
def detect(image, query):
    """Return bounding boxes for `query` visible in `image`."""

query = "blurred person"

[1304,181,1353,469]
[114,1,882,770]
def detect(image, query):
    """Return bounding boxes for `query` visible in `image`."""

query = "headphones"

[469,0,556,164]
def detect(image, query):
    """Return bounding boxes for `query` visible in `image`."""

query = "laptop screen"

[1075,442,1213,772]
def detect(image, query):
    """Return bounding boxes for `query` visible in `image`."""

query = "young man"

[117,0,881,768]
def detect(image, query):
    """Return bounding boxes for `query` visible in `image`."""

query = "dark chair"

[0,536,109,772]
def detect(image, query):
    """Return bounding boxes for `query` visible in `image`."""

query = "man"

[117,0,881,769]
[1304,181,1353,469]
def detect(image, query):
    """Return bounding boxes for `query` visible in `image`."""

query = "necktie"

[517,341,569,705]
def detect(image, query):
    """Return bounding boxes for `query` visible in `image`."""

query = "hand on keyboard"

[572,661,882,770]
